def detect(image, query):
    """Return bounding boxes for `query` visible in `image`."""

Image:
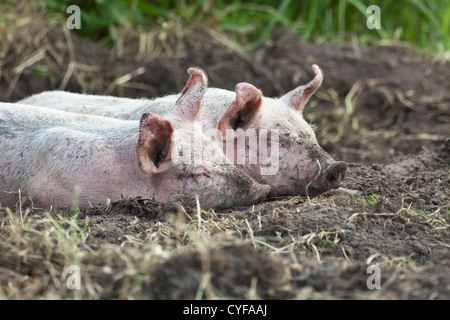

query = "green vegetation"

[415,207,450,230]
[43,0,450,54]
[286,194,302,204]
[363,192,379,205]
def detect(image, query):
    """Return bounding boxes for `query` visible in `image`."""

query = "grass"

[42,0,450,57]
[415,207,450,230]
[363,192,379,205]
[0,199,292,299]
[286,194,302,204]
[0,208,87,298]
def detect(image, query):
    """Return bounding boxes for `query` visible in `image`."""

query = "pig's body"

[2,69,271,209]
[20,65,347,197]
[19,90,227,137]
[0,103,269,209]
[1,103,152,208]
[20,89,237,132]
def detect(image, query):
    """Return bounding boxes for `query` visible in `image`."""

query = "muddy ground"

[0,12,449,299]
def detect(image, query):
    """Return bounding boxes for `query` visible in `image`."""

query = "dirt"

[0,13,449,300]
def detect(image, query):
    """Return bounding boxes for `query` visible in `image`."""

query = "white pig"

[19,65,346,197]
[1,69,270,209]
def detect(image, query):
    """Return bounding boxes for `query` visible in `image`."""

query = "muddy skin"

[263,130,346,197]
[176,163,270,209]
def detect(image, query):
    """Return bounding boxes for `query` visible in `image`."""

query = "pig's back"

[19,89,237,122]
[1,102,136,131]
[19,91,180,120]
[202,88,236,114]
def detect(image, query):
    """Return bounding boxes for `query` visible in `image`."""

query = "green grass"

[363,192,379,205]
[286,194,302,204]
[42,0,450,55]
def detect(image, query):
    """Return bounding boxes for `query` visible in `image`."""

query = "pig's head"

[217,65,347,197]
[135,67,270,208]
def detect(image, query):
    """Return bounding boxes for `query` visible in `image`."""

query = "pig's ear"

[174,67,208,121]
[136,113,174,175]
[280,64,323,112]
[218,83,262,138]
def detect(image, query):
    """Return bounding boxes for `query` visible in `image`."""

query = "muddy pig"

[20,65,346,197]
[1,71,270,209]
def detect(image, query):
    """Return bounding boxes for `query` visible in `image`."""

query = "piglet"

[20,65,346,197]
[1,70,270,209]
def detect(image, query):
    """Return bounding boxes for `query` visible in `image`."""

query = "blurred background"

[40,0,450,53]
[1,0,449,164]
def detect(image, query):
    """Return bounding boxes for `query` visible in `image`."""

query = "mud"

[27,140,445,299]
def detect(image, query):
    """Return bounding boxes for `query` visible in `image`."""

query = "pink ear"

[136,113,174,174]
[174,67,208,120]
[280,64,323,112]
[217,82,262,139]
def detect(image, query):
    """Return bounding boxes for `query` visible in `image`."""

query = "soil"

[0,16,449,300]
[53,141,449,299]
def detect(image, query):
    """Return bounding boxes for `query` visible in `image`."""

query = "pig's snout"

[323,161,347,189]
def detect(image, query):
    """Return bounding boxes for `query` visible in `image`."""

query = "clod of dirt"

[346,140,450,214]
[109,197,164,218]
[149,245,290,299]
[162,194,187,214]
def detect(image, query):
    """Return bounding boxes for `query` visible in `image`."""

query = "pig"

[19,65,346,197]
[0,69,270,209]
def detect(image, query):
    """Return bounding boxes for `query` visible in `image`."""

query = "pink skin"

[0,104,269,209]
[0,69,270,209]
[18,65,346,197]
[218,83,263,135]
[222,113,343,197]
[217,65,346,197]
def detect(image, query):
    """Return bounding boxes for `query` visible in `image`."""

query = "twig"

[105,67,146,94]
[195,194,201,230]
[59,25,76,90]
[245,218,256,249]
[6,47,47,99]
[19,189,23,228]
